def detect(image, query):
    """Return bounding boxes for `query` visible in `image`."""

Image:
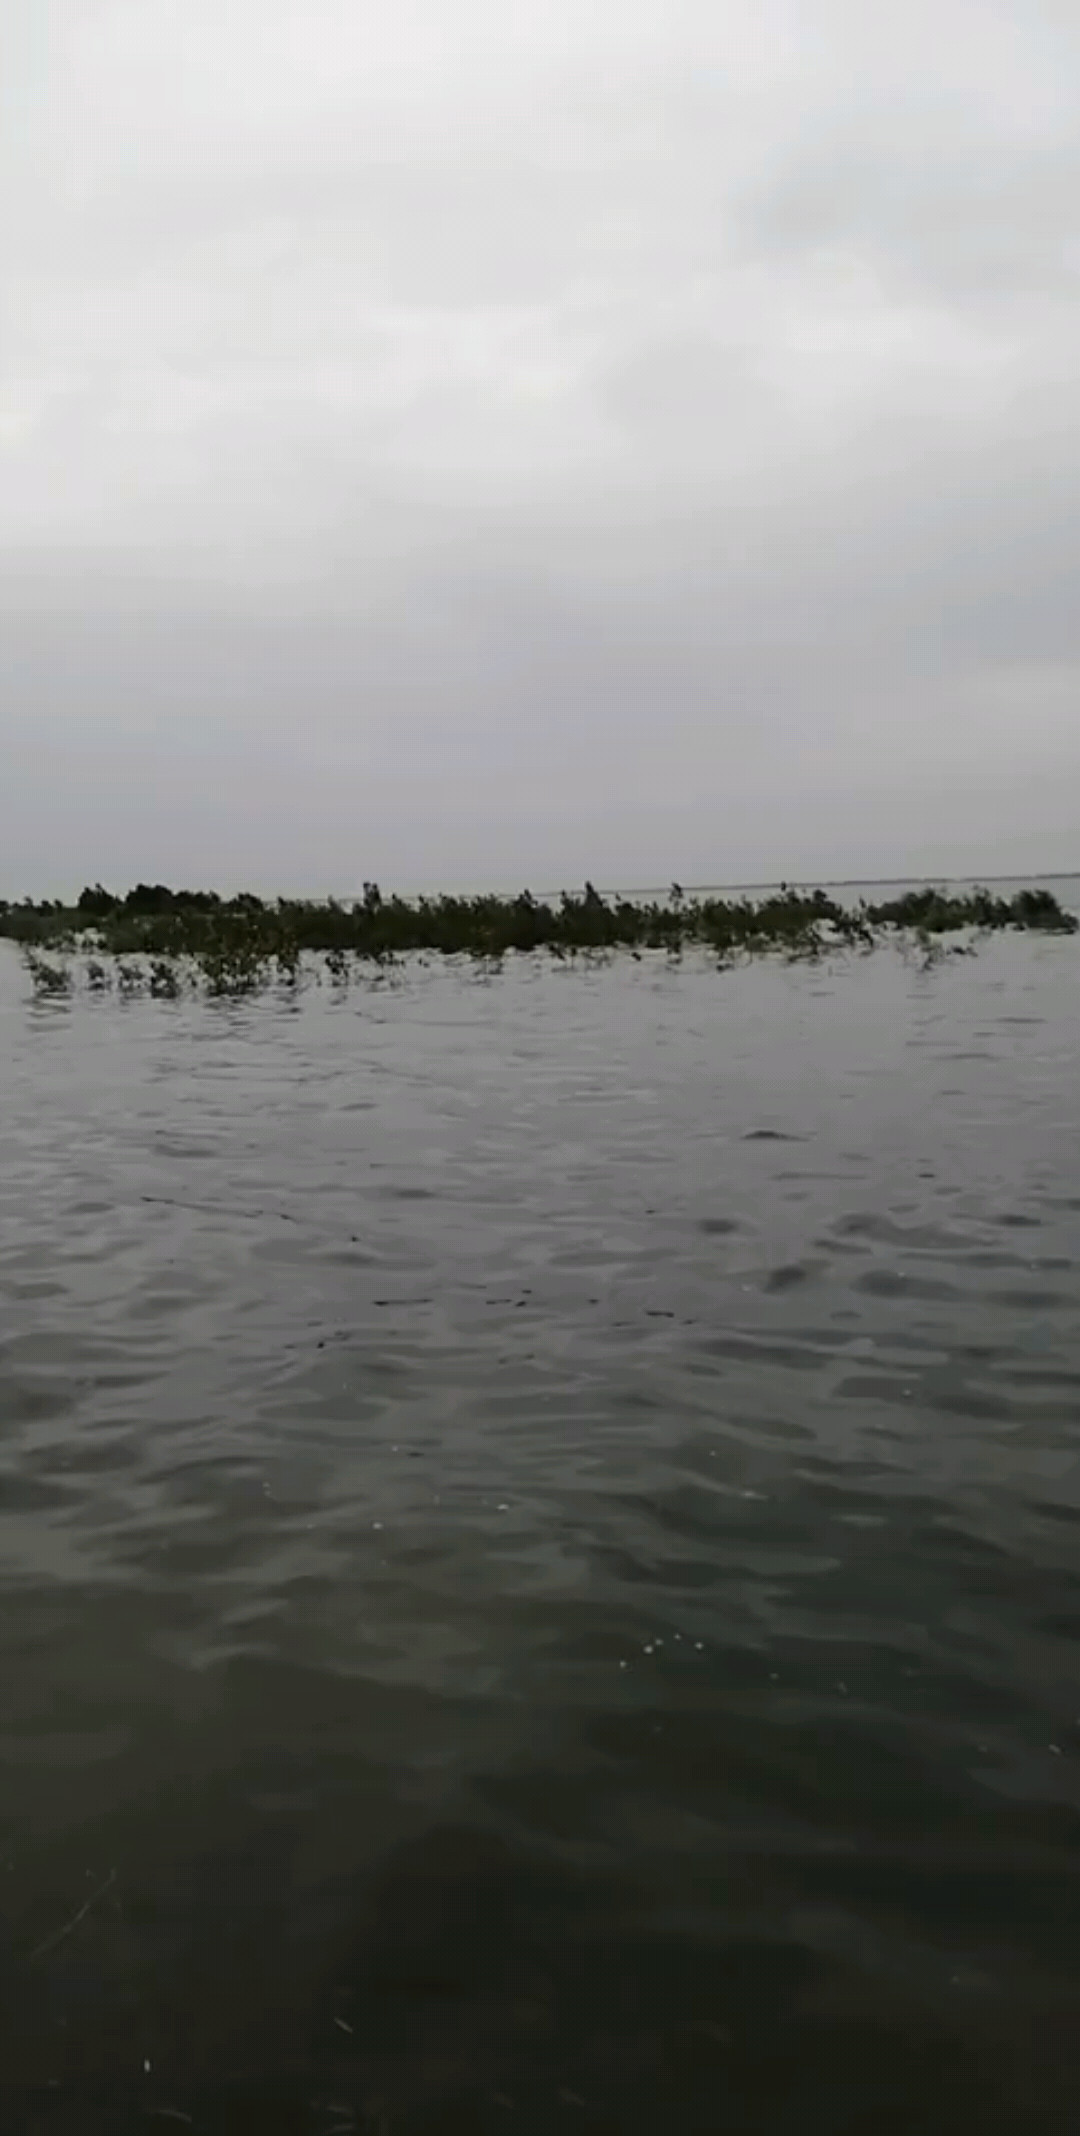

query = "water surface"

[2,925,1079,2132]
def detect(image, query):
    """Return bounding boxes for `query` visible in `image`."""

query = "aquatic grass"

[3,879,1075,999]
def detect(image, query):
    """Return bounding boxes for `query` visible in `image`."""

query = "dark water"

[2,920,1080,2134]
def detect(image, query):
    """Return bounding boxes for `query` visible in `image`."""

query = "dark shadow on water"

[2,1806,1077,2134]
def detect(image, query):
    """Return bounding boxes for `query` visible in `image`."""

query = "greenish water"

[1,912,1079,2133]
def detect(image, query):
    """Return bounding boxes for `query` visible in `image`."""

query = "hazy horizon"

[3,0,1078,894]
[7,868,1080,910]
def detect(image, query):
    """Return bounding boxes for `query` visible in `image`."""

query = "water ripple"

[1,932,1080,2129]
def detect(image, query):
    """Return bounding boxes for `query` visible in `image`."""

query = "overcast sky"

[2,0,1078,895]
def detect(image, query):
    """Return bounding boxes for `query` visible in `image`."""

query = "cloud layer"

[2,0,1078,892]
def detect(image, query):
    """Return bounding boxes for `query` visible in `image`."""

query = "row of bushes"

[2,879,1075,956]
[8,879,1075,1000]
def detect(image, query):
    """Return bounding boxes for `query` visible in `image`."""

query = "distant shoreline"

[585,872,1080,897]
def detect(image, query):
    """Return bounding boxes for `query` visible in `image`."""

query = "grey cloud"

[1,0,1078,895]
[742,136,1080,303]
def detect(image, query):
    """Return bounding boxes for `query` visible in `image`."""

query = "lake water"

[2,905,1080,2133]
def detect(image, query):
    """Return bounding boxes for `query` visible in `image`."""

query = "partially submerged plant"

[274,934,303,985]
[5,876,1076,1000]
[149,959,182,998]
[25,953,71,996]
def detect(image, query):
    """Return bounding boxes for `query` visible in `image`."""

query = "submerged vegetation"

[2,879,1074,1001]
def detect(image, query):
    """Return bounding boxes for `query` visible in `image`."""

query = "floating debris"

[30,1867,117,1965]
